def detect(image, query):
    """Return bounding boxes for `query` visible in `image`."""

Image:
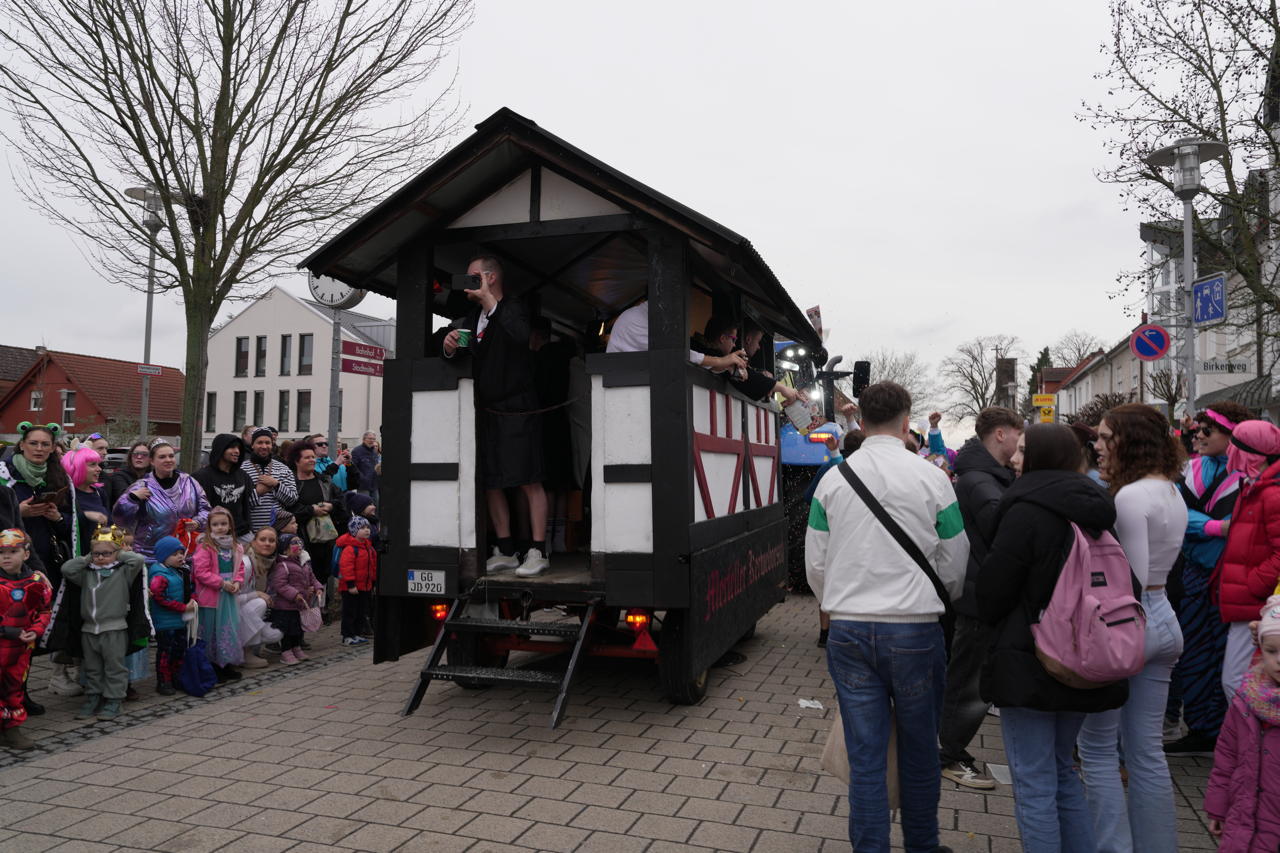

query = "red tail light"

[431,603,449,621]
[625,610,650,629]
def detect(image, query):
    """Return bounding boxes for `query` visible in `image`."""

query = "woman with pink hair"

[61,446,107,555]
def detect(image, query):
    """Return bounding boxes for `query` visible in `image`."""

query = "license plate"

[406,569,445,595]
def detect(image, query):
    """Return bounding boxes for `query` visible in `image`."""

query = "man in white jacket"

[806,381,967,853]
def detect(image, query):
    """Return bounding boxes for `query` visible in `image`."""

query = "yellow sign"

[1032,394,1055,407]
[1039,406,1056,423]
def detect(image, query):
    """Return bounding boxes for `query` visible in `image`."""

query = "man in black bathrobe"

[443,254,550,577]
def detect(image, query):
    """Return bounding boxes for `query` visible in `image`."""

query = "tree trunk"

[180,296,215,473]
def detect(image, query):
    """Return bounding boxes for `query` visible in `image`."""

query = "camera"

[451,273,482,290]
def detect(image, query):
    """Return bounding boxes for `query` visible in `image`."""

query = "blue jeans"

[1077,590,1184,853]
[827,620,946,853]
[1001,707,1095,852]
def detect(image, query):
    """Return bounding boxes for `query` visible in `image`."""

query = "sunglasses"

[131,450,150,457]
[314,441,328,447]
[1197,426,1216,437]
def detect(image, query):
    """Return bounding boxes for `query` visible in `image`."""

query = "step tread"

[426,665,563,687]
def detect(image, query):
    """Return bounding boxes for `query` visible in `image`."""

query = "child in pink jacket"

[268,534,322,665]
[1205,595,1280,852]
[192,507,245,681]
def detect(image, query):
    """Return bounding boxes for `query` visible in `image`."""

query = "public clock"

[308,273,367,310]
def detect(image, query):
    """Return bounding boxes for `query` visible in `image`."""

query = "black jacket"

[461,295,538,410]
[978,469,1132,712]
[193,434,256,537]
[0,483,43,574]
[952,438,1016,618]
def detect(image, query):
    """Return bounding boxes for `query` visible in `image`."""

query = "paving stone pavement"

[0,593,1217,851]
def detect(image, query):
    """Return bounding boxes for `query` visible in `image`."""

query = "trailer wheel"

[446,633,510,689]
[738,622,757,642]
[658,611,708,705]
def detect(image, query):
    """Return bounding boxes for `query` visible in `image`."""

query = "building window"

[233,391,247,430]
[235,337,249,377]
[255,336,268,377]
[252,390,264,427]
[280,334,292,376]
[297,390,312,432]
[299,334,313,376]
[278,390,290,433]
[205,392,217,433]
[29,390,42,411]
[60,390,75,426]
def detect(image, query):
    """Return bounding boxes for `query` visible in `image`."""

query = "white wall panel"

[409,481,460,547]
[601,484,653,552]
[448,171,531,228]
[540,170,626,220]
[752,456,777,505]
[410,390,460,463]
[601,386,651,465]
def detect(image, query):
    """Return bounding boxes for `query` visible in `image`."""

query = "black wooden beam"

[603,464,651,483]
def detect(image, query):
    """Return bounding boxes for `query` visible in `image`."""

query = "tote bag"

[821,707,900,810]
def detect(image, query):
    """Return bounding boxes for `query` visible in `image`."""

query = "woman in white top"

[1077,404,1187,853]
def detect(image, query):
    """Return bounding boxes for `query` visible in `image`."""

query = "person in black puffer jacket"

[939,407,1021,790]
[978,423,1136,852]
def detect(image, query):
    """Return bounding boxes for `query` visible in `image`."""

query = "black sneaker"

[223,667,242,682]
[156,682,175,696]
[817,629,828,648]
[1164,731,1217,757]
[264,642,282,655]
[22,691,44,717]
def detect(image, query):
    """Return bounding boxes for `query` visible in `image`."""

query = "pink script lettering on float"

[703,543,785,621]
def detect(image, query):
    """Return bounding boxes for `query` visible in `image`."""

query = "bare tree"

[0,0,471,468]
[1082,0,1280,358]
[1052,330,1104,369]
[1146,367,1186,424]
[940,335,1022,420]
[1069,392,1133,427]
[837,347,938,411]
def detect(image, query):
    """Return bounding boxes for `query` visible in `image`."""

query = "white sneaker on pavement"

[515,547,549,577]
[941,761,997,790]
[485,547,520,573]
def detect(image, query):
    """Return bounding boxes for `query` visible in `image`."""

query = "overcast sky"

[0,0,1150,397]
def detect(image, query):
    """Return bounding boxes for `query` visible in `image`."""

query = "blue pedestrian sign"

[1193,273,1227,327]
[1130,324,1171,362]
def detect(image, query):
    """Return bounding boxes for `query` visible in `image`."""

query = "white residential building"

[1056,334,1146,421]
[204,286,394,447]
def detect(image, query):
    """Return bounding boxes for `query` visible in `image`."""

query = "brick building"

[0,349,185,443]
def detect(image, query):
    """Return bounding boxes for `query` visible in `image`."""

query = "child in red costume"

[0,528,53,750]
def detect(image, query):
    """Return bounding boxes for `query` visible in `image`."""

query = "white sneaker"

[515,548,550,577]
[485,547,520,573]
[48,664,84,697]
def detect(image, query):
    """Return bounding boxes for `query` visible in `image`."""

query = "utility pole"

[328,308,341,453]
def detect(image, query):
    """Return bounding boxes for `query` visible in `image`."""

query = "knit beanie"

[278,533,300,556]
[1259,595,1280,642]
[271,510,296,535]
[345,492,375,517]
[348,516,371,536]
[153,536,185,566]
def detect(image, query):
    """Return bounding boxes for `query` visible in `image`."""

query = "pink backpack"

[1031,522,1146,689]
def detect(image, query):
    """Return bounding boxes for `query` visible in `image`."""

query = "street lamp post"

[1143,138,1229,415]
[125,184,163,438]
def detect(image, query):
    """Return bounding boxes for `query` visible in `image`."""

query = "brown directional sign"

[341,341,385,361]
[341,358,383,377]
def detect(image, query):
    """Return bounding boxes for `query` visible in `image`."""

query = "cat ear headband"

[18,422,61,437]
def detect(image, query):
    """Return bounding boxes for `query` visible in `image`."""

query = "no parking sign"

[1129,324,1171,362]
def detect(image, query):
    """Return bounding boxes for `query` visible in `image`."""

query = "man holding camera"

[443,254,549,577]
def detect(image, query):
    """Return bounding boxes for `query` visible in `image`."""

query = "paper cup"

[456,329,473,348]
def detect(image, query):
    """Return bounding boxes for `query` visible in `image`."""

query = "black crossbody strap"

[837,461,954,617]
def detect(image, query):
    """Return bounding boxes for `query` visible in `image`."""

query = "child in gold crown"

[61,525,144,720]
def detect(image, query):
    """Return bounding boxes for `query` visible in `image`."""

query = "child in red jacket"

[0,529,53,750]
[336,517,376,646]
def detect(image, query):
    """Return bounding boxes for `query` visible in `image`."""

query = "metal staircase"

[402,589,598,729]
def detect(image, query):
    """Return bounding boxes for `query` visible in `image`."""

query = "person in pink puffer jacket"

[267,534,322,666]
[1205,595,1280,852]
